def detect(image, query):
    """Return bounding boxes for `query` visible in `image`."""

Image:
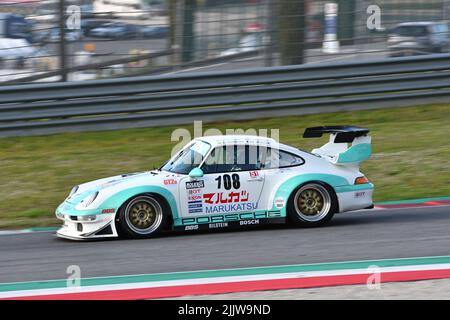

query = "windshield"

[161,140,211,174]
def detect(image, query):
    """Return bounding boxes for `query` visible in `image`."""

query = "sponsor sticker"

[274,197,285,209]
[186,180,205,189]
[240,219,260,225]
[209,222,228,229]
[188,199,203,214]
[355,191,366,198]
[205,202,258,214]
[101,208,116,214]
[203,190,250,204]
[249,170,259,178]
[164,179,177,185]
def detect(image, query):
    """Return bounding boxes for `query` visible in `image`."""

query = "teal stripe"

[24,227,59,232]
[1,255,450,293]
[375,196,450,205]
[335,183,374,193]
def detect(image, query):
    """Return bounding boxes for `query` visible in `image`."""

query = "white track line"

[2,263,450,299]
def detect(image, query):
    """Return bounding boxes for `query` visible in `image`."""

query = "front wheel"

[117,195,167,238]
[287,182,337,227]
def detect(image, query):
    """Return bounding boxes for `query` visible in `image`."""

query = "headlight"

[79,191,99,208]
[68,185,79,199]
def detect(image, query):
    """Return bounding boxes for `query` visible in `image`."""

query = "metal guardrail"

[1,53,450,137]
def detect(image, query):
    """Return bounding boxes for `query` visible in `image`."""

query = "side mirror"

[188,167,204,178]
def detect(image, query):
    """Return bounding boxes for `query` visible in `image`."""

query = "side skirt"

[173,217,286,232]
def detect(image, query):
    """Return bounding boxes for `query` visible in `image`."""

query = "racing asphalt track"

[1,205,450,283]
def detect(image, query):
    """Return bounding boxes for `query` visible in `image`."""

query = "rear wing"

[303,126,371,165]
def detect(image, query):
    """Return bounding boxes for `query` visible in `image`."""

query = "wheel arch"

[287,180,339,214]
[100,186,179,222]
[270,174,346,216]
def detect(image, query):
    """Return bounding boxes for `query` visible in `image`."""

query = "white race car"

[55,126,374,240]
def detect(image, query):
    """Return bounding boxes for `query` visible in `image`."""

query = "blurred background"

[0,0,450,83]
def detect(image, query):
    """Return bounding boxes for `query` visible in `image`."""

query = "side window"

[263,148,304,169]
[202,145,266,173]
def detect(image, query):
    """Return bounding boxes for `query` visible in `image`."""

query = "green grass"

[1,103,450,229]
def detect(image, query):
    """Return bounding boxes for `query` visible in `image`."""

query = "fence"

[1,53,450,137]
[2,0,450,83]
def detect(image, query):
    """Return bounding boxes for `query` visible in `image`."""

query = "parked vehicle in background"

[28,0,94,23]
[139,25,168,39]
[45,28,83,43]
[0,13,33,43]
[89,22,140,39]
[147,0,167,16]
[80,19,112,37]
[220,23,266,57]
[0,13,38,68]
[388,22,449,57]
[93,0,152,20]
[0,38,36,68]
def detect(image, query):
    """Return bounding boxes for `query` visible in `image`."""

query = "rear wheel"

[117,195,167,238]
[287,182,337,227]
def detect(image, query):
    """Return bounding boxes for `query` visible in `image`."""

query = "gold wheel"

[129,201,157,229]
[124,196,163,235]
[297,189,325,216]
[294,184,332,222]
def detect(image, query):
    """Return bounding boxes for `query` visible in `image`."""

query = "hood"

[65,170,181,205]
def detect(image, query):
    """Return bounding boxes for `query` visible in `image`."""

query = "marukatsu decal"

[274,197,285,209]
[203,191,250,204]
[205,202,258,214]
[164,179,177,185]
[186,180,205,189]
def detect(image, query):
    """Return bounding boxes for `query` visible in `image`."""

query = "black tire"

[116,194,167,239]
[287,182,338,228]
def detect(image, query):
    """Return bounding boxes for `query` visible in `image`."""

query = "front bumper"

[56,212,118,240]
